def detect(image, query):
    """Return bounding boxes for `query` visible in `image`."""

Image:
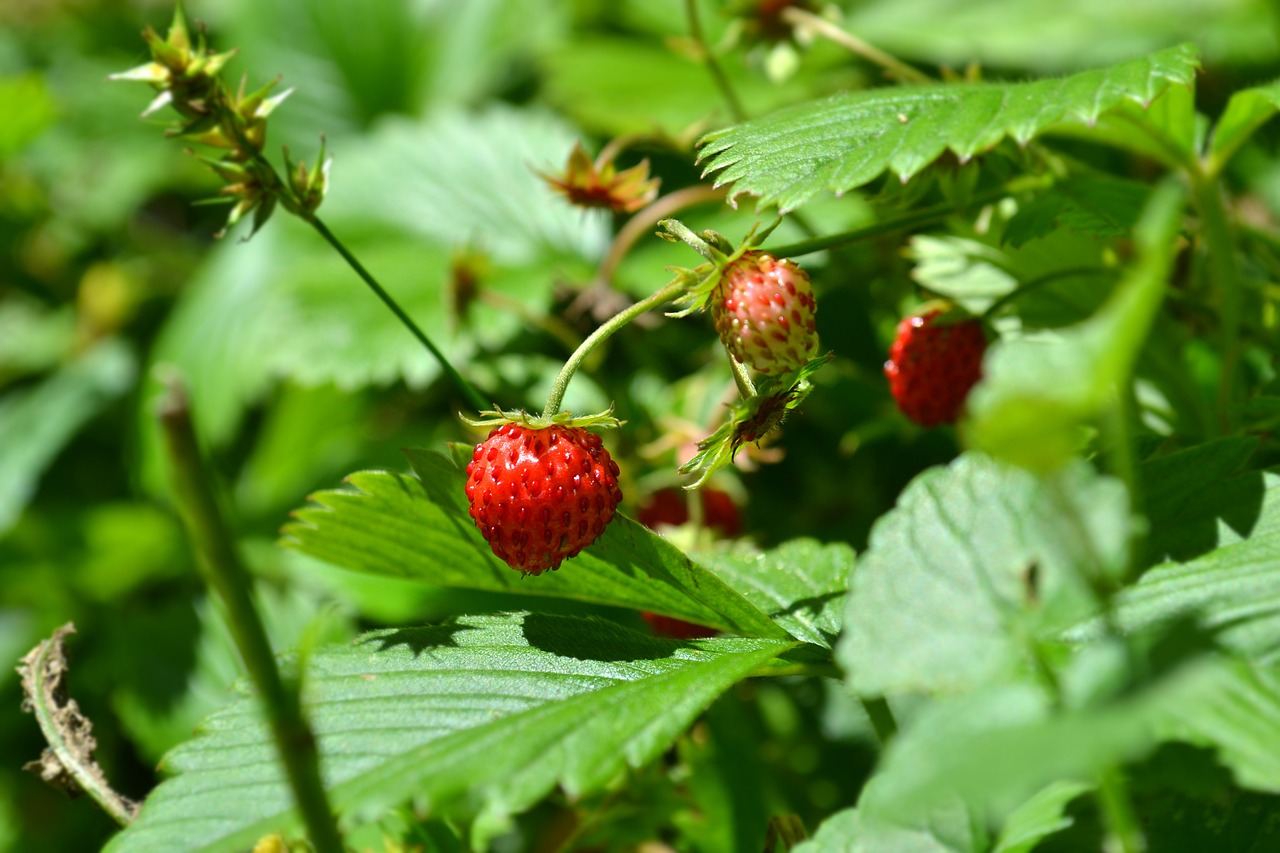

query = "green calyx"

[679,354,831,488]
[460,405,624,432]
[657,217,783,319]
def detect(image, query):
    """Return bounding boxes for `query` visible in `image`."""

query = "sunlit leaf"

[697,45,1199,211]
[839,453,1129,697]
[104,613,794,852]
[284,449,788,639]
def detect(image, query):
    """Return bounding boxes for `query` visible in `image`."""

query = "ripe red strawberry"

[465,422,623,575]
[637,487,742,538]
[712,251,817,375]
[884,308,987,427]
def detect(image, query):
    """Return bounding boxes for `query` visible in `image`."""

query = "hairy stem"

[158,383,344,853]
[782,7,931,84]
[544,281,686,417]
[684,0,746,122]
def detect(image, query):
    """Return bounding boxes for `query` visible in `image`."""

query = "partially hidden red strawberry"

[465,422,623,575]
[640,611,718,640]
[712,251,818,375]
[884,308,987,427]
[637,487,742,538]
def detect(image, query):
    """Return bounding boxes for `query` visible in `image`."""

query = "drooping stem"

[544,281,686,417]
[158,382,344,853]
[782,7,931,85]
[684,0,747,122]
[1191,173,1242,435]
[307,216,489,411]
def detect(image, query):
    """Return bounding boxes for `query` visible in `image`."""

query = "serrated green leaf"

[839,453,1129,697]
[1208,79,1280,175]
[1004,177,1151,249]
[696,539,853,649]
[697,45,1200,211]
[284,449,788,640]
[104,613,794,853]
[963,179,1185,471]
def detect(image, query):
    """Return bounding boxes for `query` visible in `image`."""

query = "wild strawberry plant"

[9,2,1280,852]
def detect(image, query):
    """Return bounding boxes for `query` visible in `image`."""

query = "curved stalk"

[544,281,686,417]
[782,7,930,85]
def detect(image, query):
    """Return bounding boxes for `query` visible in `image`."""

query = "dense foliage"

[5,1,1280,851]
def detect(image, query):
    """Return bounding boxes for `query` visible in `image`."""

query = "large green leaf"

[696,45,1199,211]
[963,180,1185,471]
[104,613,794,852]
[839,453,1130,697]
[284,449,788,639]
[696,539,853,649]
[857,657,1280,833]
[1208,79,1280,175]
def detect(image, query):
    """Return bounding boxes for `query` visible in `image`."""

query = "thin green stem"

[767,185,1018,258]
[543,281,687,417]
[980,266,1116,320]
[1097,768,1146,853]
[860,697,898,747]
[781,7,931,85]
[1191,173,1242,435]
[593,185,727,290]
[685,0,747,122]
[307,216,488,412]
[158,382,344,853]
[220,114,486,411]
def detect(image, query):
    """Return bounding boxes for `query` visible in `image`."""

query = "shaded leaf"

[284,449,788,640]
[697,45,1199,211]
[963,179,1185,471]
[992,781,1091,853]
[104,613,794,852]
[839,453,1129,697]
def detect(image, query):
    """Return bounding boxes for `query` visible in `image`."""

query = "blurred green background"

[2,0,1278,849]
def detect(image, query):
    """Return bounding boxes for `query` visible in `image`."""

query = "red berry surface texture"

[713,251,818,375]
[465,423,623,575]
[884,309,987,427]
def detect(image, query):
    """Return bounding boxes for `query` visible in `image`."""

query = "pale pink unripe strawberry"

[712,251,818,375]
